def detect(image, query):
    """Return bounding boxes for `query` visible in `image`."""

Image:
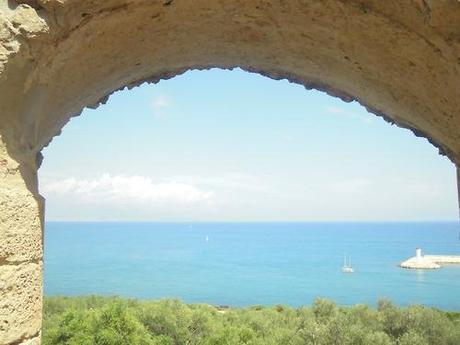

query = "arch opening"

[39,68,459,222]
[37,68,460,343]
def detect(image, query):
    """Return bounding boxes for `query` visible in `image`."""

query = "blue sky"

[38,68,458,221]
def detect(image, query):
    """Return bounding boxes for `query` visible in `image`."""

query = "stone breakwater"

[400,255,460,269]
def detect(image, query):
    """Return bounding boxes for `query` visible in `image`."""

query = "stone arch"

[1,1,460,343]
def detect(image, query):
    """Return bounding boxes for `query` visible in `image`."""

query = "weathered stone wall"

[0,136,42,345]
[457,168,460,218]
[0,0,460,343]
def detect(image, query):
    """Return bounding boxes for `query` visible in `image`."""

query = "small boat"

[205,236,209,243]
[342,254,354,273]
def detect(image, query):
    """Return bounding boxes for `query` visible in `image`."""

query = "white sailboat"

[342,254,354,273]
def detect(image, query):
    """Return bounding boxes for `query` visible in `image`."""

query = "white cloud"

[41,174,214,205]
[151,94,172,117]
[324,106,374,124]
[325,106,345,115]
[152,95,170,109]
[328,177,373,195]
[166,172,271,192]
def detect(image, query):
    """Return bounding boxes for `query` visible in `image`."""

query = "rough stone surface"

[0,262,42,345]
[0,0,460,344]
[0,187,43,263]
[0,0,459,164]
[457,168,460,218]
[0,136,43,345]
[0,140,43,263]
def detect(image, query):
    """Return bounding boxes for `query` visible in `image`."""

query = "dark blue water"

[44,222,460,309]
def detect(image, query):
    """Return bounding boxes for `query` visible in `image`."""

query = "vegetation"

[43,296,460,345]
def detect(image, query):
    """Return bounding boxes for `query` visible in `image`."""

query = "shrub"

[42,296,460,345]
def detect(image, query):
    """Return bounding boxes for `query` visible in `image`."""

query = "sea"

[44,221,460,310]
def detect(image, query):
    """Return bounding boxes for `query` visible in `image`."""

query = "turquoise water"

[44,222,460,310]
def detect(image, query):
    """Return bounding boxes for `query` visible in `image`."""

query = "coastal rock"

[0,1,460,344]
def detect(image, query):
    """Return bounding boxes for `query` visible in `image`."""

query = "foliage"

[43,296,460,345]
